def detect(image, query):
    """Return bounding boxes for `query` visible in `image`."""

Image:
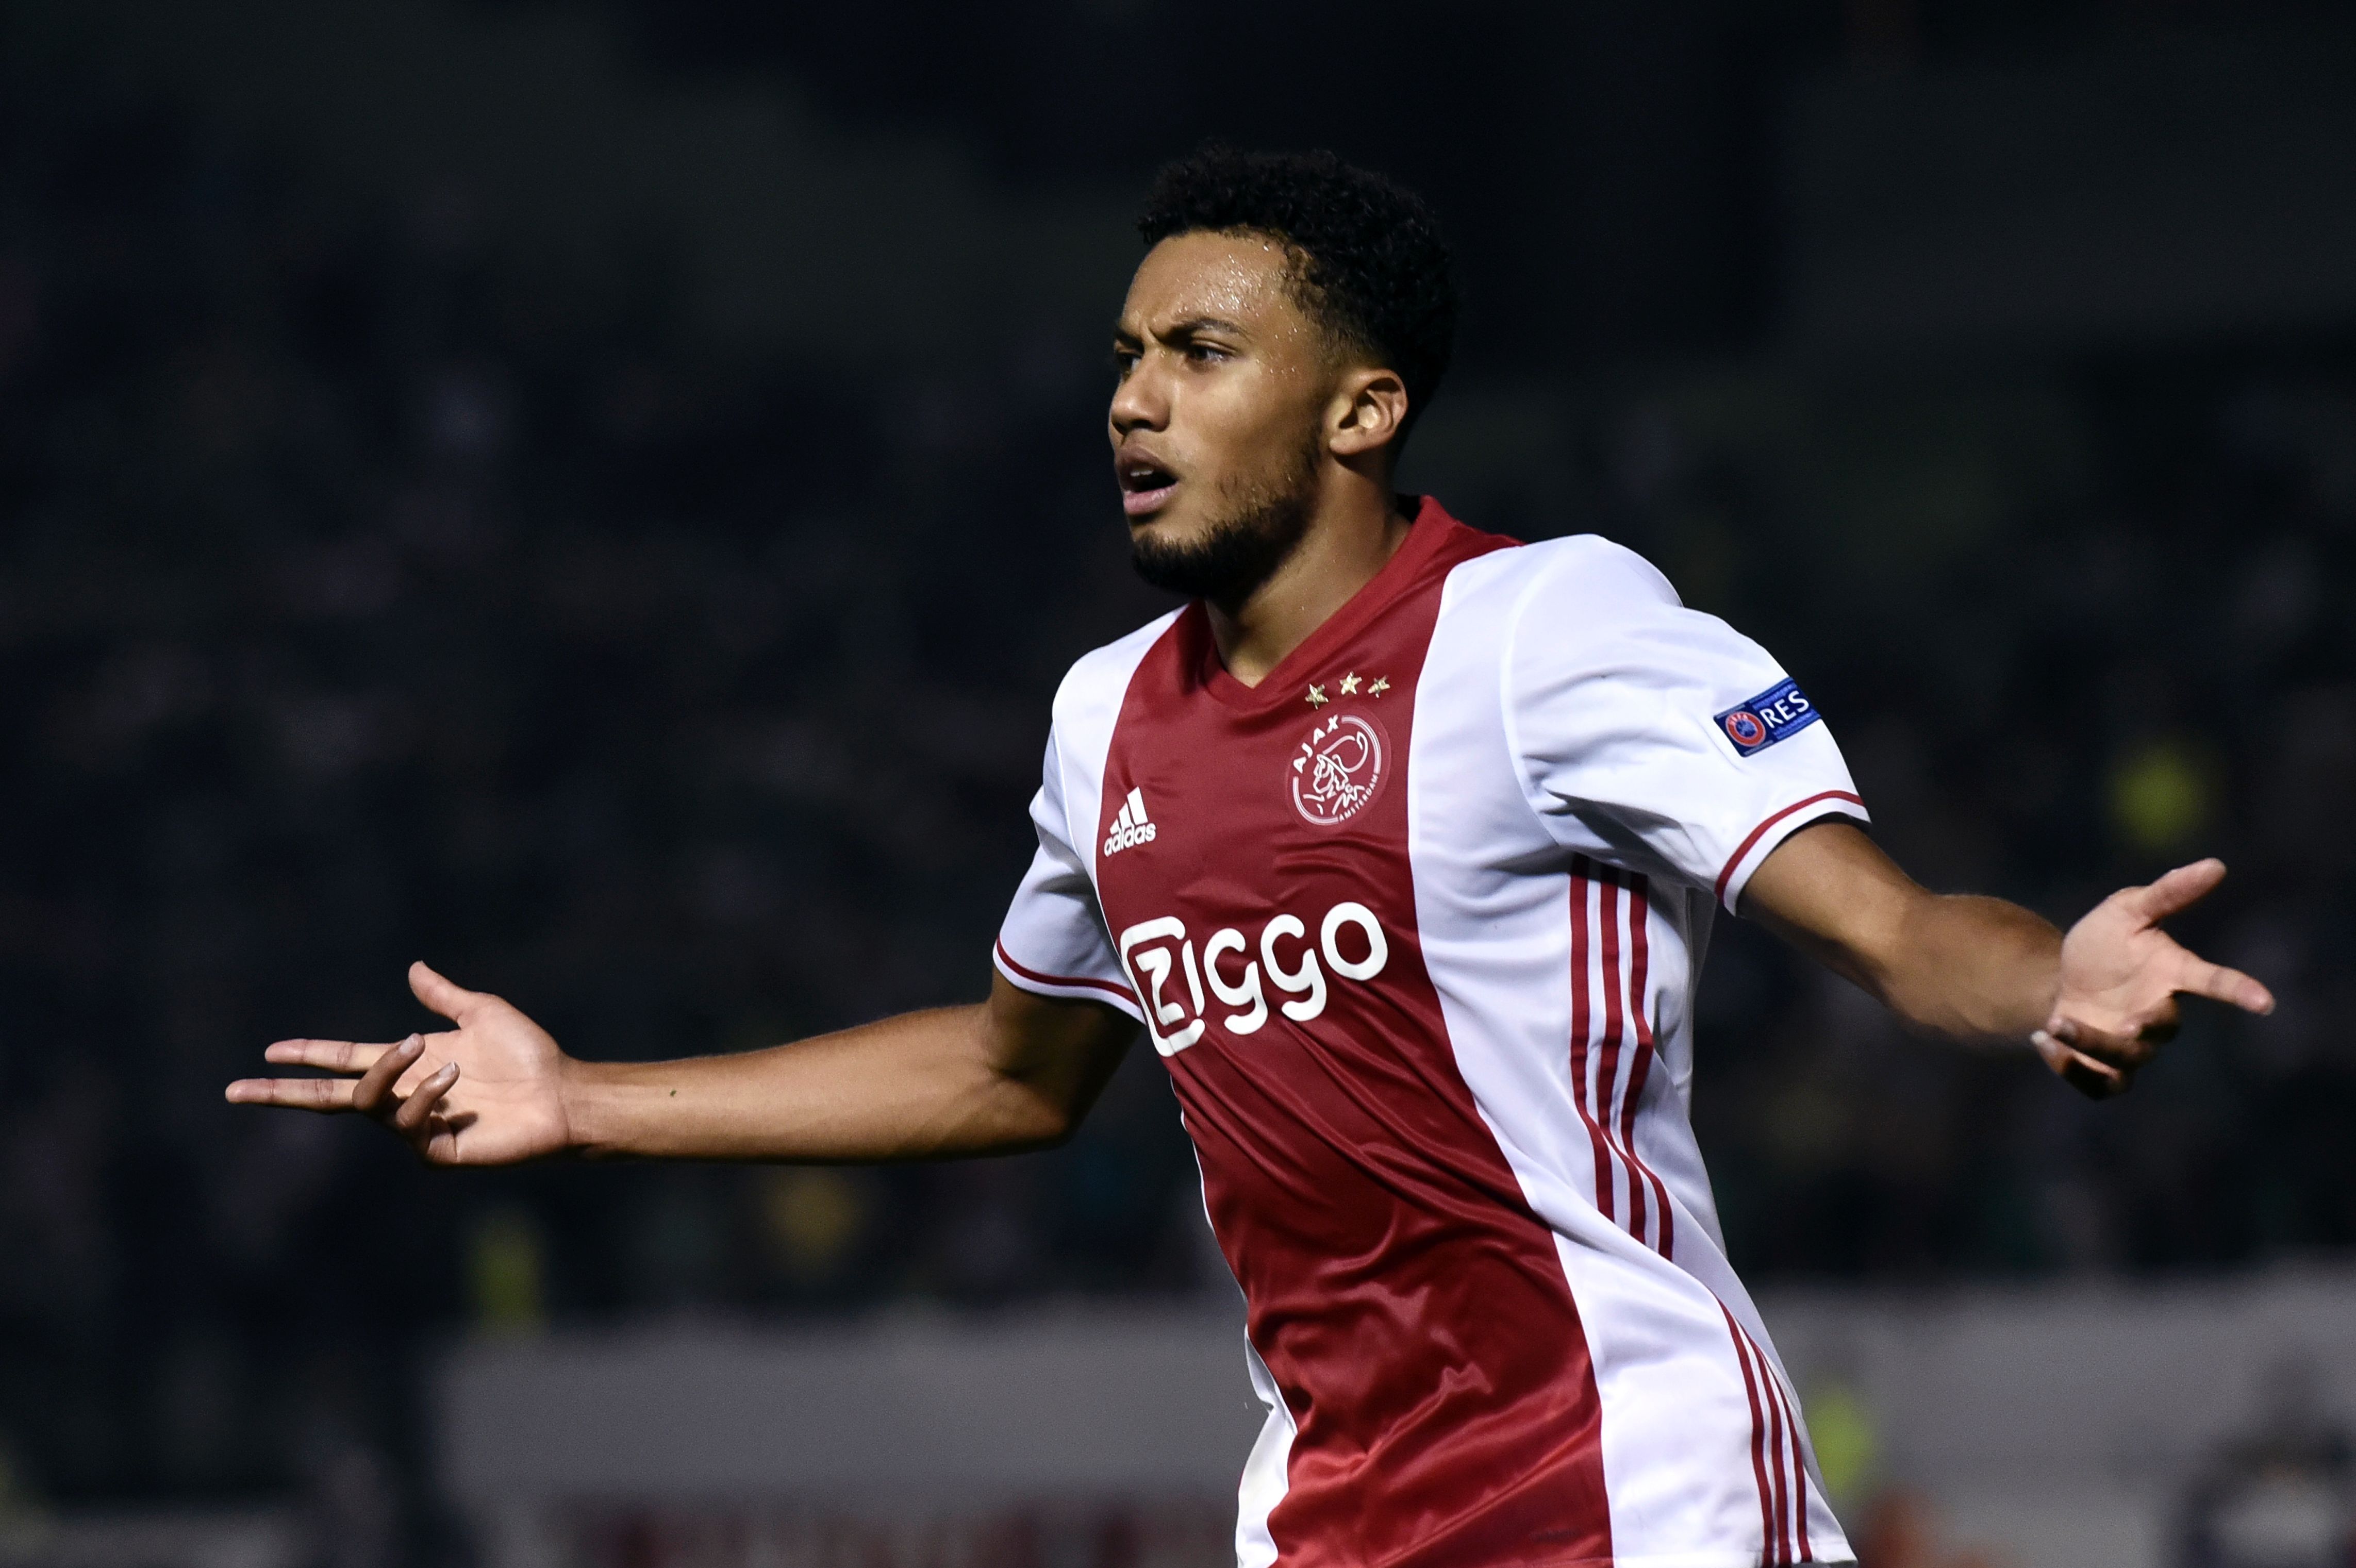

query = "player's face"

[1108,232,1339,569]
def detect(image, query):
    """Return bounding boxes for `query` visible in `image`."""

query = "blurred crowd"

[1,40,2353,1532]
[0,59,1197,1515]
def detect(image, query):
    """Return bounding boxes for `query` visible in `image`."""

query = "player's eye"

[1184,342,1228,365]
[1110,348,1139,377]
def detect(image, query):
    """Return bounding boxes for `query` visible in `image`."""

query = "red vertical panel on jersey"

[1090,506,1612,1568]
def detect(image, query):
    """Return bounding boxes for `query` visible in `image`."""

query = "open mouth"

[1117,456,1180,519]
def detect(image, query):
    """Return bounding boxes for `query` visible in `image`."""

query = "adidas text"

[1103,788,1157,857]
[1104,821,1157,855]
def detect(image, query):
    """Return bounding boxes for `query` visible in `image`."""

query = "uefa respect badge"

[1714,677,1821,758]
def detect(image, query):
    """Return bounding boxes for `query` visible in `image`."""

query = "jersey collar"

[1187,494,1476,712]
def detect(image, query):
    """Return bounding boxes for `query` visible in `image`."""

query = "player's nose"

[1108,364,1168,437]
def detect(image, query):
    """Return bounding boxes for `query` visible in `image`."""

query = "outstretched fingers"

[224,1073,360,1110]
[2176,949,2276,1016]
[227,1035,427,1110]
[228,965,496,1125]
[262,1038,400,1072]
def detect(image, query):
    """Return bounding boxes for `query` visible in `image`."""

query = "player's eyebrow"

[1112,314,1250,347]
[1158,314,1249,342]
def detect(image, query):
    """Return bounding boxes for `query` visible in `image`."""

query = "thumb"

[2131,858,2228,924]
[410,960,487,1025]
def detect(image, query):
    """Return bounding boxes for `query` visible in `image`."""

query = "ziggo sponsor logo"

[1117,903,1388,1056]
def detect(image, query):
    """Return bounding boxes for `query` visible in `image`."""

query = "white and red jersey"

[994,499,1866,1567]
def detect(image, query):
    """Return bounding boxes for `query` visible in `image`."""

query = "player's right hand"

[224,962,573,1165]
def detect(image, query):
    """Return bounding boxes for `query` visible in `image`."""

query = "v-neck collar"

[1189,494,1466,712]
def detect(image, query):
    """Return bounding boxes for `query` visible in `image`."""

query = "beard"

[1129,439,1319,606]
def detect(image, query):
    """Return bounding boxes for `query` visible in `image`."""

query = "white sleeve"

[1502,539,1868,912]
[992,725,1143,1020]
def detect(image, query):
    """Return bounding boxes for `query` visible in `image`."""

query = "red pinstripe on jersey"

[1722,1304,1814,1565]
[1568,863,1614,1225]
[1724,1303,1779,1560]
[1620,872,1674,1258]
[1598,871,1629,1224]
[1570,856,1675,1256]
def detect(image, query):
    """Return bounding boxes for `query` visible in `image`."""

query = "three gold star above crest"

[1306,673,1392,706]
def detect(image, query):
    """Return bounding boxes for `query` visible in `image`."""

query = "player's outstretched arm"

[224,961,1138,1164]
[1741,822,2273,1098]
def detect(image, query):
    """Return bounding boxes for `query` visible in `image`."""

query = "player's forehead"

[1117,229,1314,344]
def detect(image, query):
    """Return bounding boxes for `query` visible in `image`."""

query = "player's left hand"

[2033,858,2273,1098]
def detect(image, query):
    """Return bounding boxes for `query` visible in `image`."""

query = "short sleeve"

[992,725,1143,1019]
[1503,540,1867,913]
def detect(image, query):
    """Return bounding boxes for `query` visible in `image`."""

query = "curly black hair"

[1137,145,1457,437]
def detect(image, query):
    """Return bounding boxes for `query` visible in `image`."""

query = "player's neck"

[1207,475,1413,688]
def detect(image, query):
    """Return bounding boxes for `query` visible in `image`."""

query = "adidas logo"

[1102,788,1158,857]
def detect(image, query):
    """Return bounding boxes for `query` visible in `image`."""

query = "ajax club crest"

[1291,712,1387,826]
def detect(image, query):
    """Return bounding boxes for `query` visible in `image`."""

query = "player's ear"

[1328,366,1408,462]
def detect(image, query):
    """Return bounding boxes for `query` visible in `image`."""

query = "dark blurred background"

[1,1,2353,1564]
